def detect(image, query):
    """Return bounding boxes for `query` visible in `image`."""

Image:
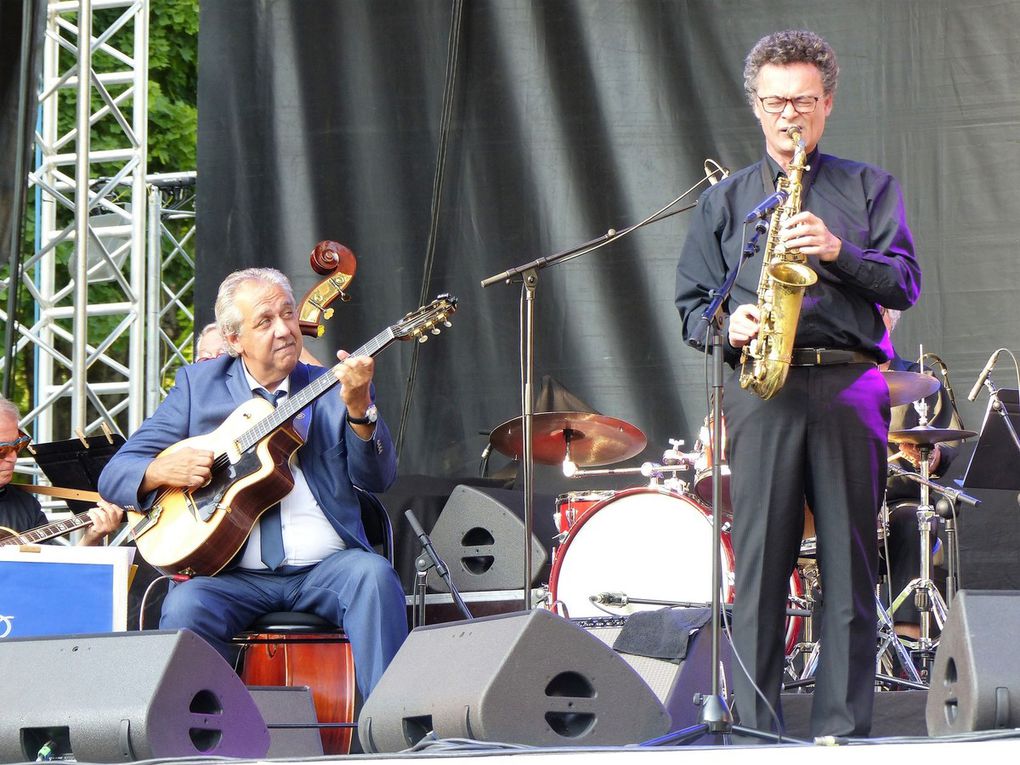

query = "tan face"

[225,280,303,389]
[196,328,226,361]
[752,62,833,166]
[0,412,21,488]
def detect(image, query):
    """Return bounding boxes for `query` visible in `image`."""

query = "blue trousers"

[160,548,408,698]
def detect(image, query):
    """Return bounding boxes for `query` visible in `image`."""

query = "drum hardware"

[886,421,977,674]
[882,369,942,408]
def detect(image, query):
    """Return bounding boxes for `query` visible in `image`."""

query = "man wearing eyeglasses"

[675,30,921,738]
[0,396,123,545]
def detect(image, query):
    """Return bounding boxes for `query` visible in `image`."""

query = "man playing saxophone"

[675,30,921,738]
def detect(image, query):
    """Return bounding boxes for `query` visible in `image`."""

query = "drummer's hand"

[728,304,760,349]
[80,500,125,546]
[901,443,941,474]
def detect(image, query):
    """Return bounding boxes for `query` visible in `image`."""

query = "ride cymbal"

[488,411,646,467]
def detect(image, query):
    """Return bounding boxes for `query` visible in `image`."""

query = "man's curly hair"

[743,30,839,107]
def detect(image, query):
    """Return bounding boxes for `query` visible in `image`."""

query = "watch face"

[366,404,378,423]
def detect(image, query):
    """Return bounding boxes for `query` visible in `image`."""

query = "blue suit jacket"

[98,355,397,552]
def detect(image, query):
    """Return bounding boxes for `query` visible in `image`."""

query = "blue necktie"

[254,388,286,569]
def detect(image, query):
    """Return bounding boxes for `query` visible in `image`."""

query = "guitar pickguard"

[186,449,265,522]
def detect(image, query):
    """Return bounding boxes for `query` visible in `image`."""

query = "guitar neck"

[0,513,93,547]
[235,326,397,452]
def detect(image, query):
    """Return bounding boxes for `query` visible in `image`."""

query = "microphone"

[590,592,629,606]
[967,349,1001,401]
[704,158,730,186]
[743,189,789,223]
[405,509,450,579]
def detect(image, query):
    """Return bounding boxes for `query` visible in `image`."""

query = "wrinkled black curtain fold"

[197,0,1020,588]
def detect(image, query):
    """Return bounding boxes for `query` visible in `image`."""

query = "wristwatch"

[347,403,378,426]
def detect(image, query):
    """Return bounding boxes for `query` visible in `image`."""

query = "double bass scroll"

[297,241,357,338]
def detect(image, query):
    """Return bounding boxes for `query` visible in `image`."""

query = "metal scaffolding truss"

[0,1,199,539]
[14,0,151,444]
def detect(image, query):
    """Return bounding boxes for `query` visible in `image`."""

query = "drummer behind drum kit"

[485,366,979,685]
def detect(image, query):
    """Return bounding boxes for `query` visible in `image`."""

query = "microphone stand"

[405,509,473,624]
[652,219,769,747]
[481,163,728,611]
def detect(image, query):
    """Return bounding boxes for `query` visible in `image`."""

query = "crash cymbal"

[888,425,977,446]
[883,370,941,408]
[488,411,647,467]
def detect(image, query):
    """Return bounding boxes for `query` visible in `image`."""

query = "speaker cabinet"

[358,609,670,751]
[0,630,269,762]
[927,589,1020,735]
[247,686,324,758]
[582,615,731,731]
[426,485,549,592]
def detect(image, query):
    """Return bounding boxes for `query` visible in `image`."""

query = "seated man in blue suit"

[99,267,406,698]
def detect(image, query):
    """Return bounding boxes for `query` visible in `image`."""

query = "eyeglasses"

[756,94,822,114]
[0,433,31,460]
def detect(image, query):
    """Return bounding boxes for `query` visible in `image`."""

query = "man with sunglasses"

[675,30,921,738]
[0,396,122,544]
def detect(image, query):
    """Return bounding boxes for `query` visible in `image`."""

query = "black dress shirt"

[675,149,922,365]
[0,485,47,533]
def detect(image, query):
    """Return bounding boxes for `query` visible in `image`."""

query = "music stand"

[962,388,1020,490]
[29,435,125,514]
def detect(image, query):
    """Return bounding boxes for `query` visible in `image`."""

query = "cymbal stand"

[887,442,947,674]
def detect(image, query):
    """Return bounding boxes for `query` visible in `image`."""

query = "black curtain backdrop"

[196,0,1020,588]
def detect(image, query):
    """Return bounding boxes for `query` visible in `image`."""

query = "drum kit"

[485,367,978,686]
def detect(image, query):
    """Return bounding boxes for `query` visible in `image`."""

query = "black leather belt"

[789,348,877,366]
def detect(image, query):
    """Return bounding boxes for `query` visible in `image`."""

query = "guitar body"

[128,398,305,576]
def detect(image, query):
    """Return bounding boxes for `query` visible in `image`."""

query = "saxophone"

[739,126,818,399]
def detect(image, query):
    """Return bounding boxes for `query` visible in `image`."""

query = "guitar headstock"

[393,294,458,343]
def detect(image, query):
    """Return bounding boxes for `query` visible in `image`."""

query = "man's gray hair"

[743,29,839,108]
[213,268,295,358]
[0,395,21,423]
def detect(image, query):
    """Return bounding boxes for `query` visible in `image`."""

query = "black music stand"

[962,388,1020,490]
[30,435,124,513]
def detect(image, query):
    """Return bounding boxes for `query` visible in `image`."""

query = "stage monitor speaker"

[247,686,324,758]
[358,609,670,752]
[582,615,732,731]
[0,630,269,762]
[926,589,1020,735]
[426,484,547,592]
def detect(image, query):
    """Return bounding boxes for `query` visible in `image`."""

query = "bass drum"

[548,487,803,654]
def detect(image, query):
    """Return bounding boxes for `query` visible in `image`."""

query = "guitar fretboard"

[235,326,398,453]
[0,514,92,546]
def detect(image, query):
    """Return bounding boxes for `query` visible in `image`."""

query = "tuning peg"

[323,308,335,320]
[431,328,441,335]
[443,320,452,328]
[418,335,428,344]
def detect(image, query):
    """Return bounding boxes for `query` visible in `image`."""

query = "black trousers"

[725,362,889,738]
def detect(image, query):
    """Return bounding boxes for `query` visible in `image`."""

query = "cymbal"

[883,370,941,408]
[888,425,977,445]
[488,411,647,467]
